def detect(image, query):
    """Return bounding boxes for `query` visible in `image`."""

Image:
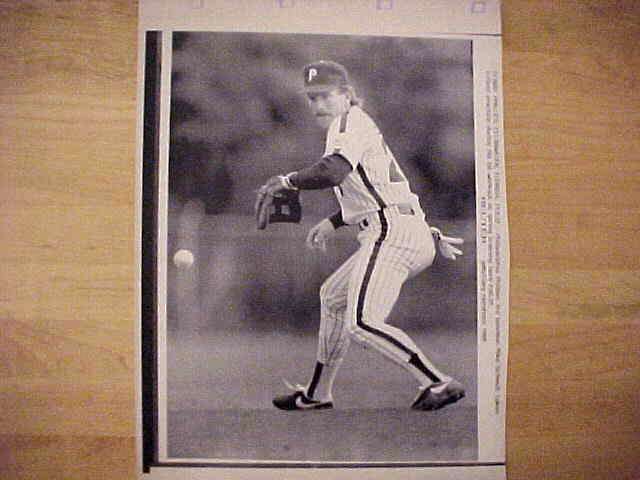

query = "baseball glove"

[255,183,302,230]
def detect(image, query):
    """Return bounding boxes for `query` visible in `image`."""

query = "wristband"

[283,172,299,190]
[328,211,346,229]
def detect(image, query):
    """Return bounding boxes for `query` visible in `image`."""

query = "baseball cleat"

[411,379,465,411]
[273,381,333,411]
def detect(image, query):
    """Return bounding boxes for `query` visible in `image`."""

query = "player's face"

[306,89,350,129]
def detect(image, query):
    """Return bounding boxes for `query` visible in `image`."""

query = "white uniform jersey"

[324,106,424,225]
[299,106,452,406]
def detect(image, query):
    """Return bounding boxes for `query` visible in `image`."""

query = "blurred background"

[163,32,477,460]
[166,31,476,332]
[168,32,474,218]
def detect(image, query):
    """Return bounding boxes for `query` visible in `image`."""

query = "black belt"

[359,204,415,229]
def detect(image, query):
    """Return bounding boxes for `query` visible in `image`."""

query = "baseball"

[173,249,194,268]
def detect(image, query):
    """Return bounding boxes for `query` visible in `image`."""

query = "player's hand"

[431,227,464,260]
[258,175,293,198]
[306,218,335,252]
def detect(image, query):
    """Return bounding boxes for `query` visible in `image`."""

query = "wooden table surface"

[1,1,639,479]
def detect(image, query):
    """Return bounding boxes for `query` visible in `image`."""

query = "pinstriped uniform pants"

[317,207,443,384]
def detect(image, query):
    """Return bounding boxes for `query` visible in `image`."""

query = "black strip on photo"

[141,30,162,474]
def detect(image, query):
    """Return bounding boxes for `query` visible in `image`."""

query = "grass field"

[166,330,476,462]
[168,406,476,462]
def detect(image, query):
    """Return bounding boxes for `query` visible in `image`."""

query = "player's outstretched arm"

[289,154,352,190]
[256,155,350,231]
[255,153,351,217]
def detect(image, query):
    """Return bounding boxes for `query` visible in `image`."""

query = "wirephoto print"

[137,2,508,479]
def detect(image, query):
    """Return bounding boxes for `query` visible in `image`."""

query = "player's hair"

[340,85,363,107]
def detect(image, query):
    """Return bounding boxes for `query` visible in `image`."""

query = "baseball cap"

[303,60,350,93]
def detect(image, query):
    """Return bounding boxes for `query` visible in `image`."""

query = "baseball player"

[257,60,465,411]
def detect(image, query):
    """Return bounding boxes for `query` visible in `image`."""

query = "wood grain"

[1,1,639,479]
[1,1,138,479]
[502,1,640,479]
